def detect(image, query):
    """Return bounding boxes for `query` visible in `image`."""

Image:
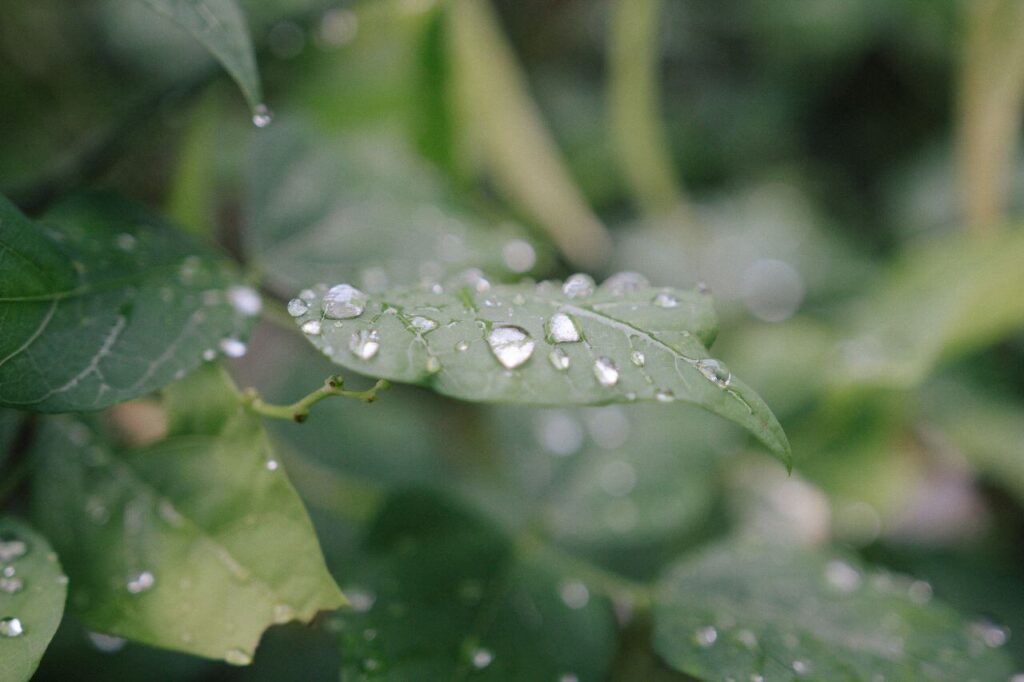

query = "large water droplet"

[559,580,590,609]
[127,571,155,594]
[602,271,649,294]
[653,291,679,308]
[410,316,438,334]
[287,298,309,317]
[0,536,28,562]
[471,647,494,669]
[548,347,571,371]
[562,274,595,299]
[349,329,381,360]
[0,617,24,638]
[593,357,619,387]
[694,626,718,648]
[225,648,253,665]
[252,104,273,128]
[547,312,581,343]
[218,338,247,359]
[696,358,731,387]
[301,320,322,336]
[323,284,367,319]
[227,285,262,317]
[487,325,535,369]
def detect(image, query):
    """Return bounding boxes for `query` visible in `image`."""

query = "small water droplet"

[455,340,470,352]
[425,356,442,374]
[0,617,24,638]
[630,350,645,367]
[562,273,595,299]
[471,647,494,669]
[559,580,590,609]
[202,348,217,361]
[487,325,535,369]
[654,290,679,308]
[227,285,262,317]
[548,347,571,371]
[792,660,812,676]
[323,284,367,319]
[458,268,491,293]
[410,316,438,333]
[0,536,28,562]
[349,329,381,360]
[655,388,675,402]
[502,239,536,272]
[0,577,23,594]
[593,357,619,387]
[602,271,649,294]
[266,459,280,471]
[694,626,718,648]
[825,560,862,593]
[547,312,581,343]
[252,104,273,128]
[88,631,127,653]
[225,648,253,665]
[127,571,155,594]
[696,358,731,387]
[301,320,322,336]
[218,338,247,358]
[115,233,137,252]
[299,288,316,302]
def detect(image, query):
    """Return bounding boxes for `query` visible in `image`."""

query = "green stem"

[242,375,390,423]
[0,457,32,508]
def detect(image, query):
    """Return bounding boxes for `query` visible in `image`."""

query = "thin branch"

[241,375,390,423]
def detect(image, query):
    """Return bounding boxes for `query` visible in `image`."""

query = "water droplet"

[908,580,933,604]
[273,604,295,624]
[562,273,595,299]
[299,288,316,301]
[1010,674,1024,682]
[0,536,28,562]
[323,284,367,319]
[252,104,273,128]
[654,291,679,308]
[425,356,442,374]
[694,626,718,648]
[0,617,24,638]
[115,233,137,252]
[825,560,862,593]
[696,358,731,387]
[346,587,376,612]
[547,312,581,343]
[350,329,381,360]
[602,271,649,294]
[630,350,645,367]
[502,239,536,272]
[487,325,535,369]
[0,577,23,594]
[227,285,262,317]
[410,316,438,333]
[458,268,491,293]
[455,340,470,352]
[201,348,217,362]
[792,660,812,676]
[970,620,1009,648]
[471,647,494,669]
[2,566,14,579]
[593,357,619,387]
[127,571,155,594]
[218,338,247,358]
[599,461,637,497]
[301,320,322,336]
[655,388,675,403]
[88,631,127,653]
[225,648,253,665]
[548,347,571,371]
[559,580,590,609]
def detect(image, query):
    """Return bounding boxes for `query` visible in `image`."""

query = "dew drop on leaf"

[696,358,731,387]
[655,388,675,403]
[470,647,494,669]
[227,285,263,316]
[602,271,649,295]
[547,312,581,343]
[202,348,217,361]
[593,357,620,387]
[548,347,571,371]
[0,617,24,638]
[410,316,438,333]
[425,356,442,374]
[323,284,367,319]
[252,104,273,128]
[0,535,28,562]
[792,660,812,676]
[654,291,679,308]
[455,340,470,352]
[630,350,645,367]
[694,626,718,648]
[0,577,23,594]
[349,329,381,360]
[218,338,247,358]
[126,571,155,594]
[301,320,322,336]
[562,273,595,299]
[502,239,536,272]
[287,298,309,317]
[487,325,535,369]
[559,580,590,609]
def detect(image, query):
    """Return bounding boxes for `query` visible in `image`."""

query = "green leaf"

[653,541,1015,681]
[0,517,67,682]
[0,193,259,413]
[30,365,345,664]
[291,277,790,464]
[0,410,23,471]
[136,0,263,113]
[333,490,617,681]
[245,120,550,294]
[831,227,1024,391]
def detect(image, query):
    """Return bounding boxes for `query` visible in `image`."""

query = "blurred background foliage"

[3,0,1024,678]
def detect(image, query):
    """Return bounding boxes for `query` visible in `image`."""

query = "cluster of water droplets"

[0,532,68,640]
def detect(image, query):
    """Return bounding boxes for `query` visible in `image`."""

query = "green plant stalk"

[242,376,390,423]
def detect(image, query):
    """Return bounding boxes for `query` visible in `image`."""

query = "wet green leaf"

[292,278,790,464]
[0,193,258,413]
[654,541,1014,681]
[333,490,616,681]
[0,517,67,682]
[137,0,262,112]
[31,365,345,664]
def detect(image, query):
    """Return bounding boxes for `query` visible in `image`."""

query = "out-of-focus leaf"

[291,278,790,464]
[831,228,1024,390]
[166,90,225,239]
[31,365,345,664]
[0,193,259,413]
[245,120,549,294]
[654,541,1015,681]
[333,490,617,681]
[0,517,67,682]
[136,0,263,112]
[446,0,612,268]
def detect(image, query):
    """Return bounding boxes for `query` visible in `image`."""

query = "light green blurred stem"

[243,376,391,422]
[446,0,612,269]
[608,0,692,226]
[167,88,224,239]
[957,0,1024,235]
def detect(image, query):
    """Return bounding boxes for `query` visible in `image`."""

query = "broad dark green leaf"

[31,365,345,664]
[291,277,790,464]
[0,517,67,682]
[654,541,1015,681]
[245,120,549,294]
[136,0,263,113]
[333,490,617,681]
[0,193,259,413]
[831,227,1024,391]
